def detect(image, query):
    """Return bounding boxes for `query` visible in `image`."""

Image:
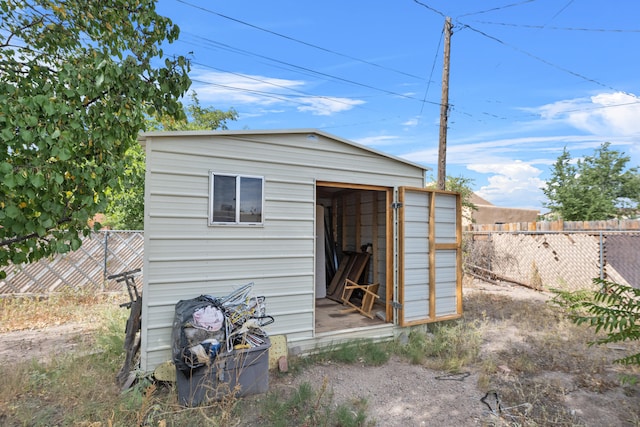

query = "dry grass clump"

[0,290,125,332]
[2,282,640,426]
[465,287,640,426]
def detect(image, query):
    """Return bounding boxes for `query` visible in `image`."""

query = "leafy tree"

[103,146,146,230]
[103,92,238,229]
[553,279,640,370]
[147,91,238,131]
[543,143,640,220]
[0,0,191,271]
[427,175,477,223]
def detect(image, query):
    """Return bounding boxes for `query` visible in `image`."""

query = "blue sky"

[155,0,640,212]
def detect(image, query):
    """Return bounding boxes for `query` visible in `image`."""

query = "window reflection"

[239,177,262,223]
[212,175,236,222]
[210,174,263,224]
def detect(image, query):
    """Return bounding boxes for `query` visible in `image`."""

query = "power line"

[190,78,311,106]
[177,1,639,130]
[545,0,574,26]
[180,31,443,107]
[457,23,619,92]
[191,60,378,112]
[419,25,444,116]
[410,1,637,122]
[456,0,538,18]
[469,21,640,33]
[412,0,447,18]
[175,0,425,81]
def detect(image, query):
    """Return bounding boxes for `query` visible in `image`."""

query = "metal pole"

[599,231,604,280]
[103,230,109,291]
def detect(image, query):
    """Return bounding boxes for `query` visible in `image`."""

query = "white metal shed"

[139,129,462,372]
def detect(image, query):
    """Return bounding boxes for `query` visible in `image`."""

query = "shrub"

[553,279,640,367]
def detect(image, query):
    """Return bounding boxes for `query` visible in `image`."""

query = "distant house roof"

[469,193,493,206]
[468,193,539,225]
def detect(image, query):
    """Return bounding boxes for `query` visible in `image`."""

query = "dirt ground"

[1,281,639,426]
[256,281,640,427]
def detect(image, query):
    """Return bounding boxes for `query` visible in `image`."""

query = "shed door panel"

[433,193,460,317]
[398,188,431,325]
[398,188,462,326]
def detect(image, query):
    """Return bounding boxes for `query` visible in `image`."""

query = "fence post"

[103,231,109,291]
[599,231,604,280]
[488,232,492,272]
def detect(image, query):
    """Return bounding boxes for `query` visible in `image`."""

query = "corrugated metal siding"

[402,190,430,322]
[141,131,426,371]
[434,193,457,243]
[434,193,459,317]
[434,250,458,316]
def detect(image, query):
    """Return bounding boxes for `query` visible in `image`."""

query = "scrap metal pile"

[171,282,274,373]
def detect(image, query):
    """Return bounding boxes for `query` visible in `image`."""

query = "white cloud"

[402,117,419,126]
[354,135,400,147]
[470,161,546,209]
[536,91,640,136]
[403,135,564,166]
[398,92,640,211]
[296,96,365,116]
[190,68,364,116]
[191,69,305,105]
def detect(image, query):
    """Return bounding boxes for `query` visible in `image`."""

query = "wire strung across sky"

[172,0,639,126]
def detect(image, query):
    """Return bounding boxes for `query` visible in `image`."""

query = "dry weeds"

[1,279,640,426]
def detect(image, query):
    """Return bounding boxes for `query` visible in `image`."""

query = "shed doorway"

[315,182,392,333]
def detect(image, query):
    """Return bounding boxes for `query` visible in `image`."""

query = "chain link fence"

[3,228,638,295]
[0,230,143,295]
[463,230,640,291]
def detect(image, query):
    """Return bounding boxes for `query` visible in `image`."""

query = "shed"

[139,129,462,372]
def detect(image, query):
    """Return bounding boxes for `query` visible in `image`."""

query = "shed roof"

[139,128,430,173]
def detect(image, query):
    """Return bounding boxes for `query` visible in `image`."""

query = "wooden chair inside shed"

[340,279,380,319]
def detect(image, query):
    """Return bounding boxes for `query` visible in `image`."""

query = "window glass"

[239,177,263,223]
[210,173,263,225]
[212,175,236,222]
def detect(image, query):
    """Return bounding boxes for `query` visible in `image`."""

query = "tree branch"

[0,217,71,247]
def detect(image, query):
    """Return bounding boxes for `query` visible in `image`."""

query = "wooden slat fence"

[0,230,143,295]
[465,219,640,232]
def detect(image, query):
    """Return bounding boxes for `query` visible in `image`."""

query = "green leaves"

[554,279,640,368]
[104,92,237,230]
[0,0,191,267]
[30,173,45,188]
[543,143,640,221]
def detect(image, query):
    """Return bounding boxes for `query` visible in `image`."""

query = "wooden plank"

[327,252,370,302]
[326,254,354,296]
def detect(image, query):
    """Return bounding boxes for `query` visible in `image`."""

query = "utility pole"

[437,17,452,191]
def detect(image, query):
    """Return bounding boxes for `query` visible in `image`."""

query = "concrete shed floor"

[315,298,386,333]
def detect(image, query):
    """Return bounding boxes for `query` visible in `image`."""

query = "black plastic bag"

[171,295,225,373]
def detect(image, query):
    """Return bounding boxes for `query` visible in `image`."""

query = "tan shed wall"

[140,131,426,372]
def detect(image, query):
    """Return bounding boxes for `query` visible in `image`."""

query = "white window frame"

[208,172,264,226]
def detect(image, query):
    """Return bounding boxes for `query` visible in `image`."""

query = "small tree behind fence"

[464,220,640,291]
[0,231,143,295]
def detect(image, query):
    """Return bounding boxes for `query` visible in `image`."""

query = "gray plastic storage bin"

[176,338,271,406]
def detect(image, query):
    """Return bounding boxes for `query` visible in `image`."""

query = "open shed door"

[397,187,462,326]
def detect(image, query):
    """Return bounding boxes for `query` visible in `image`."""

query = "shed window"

[209,173,263,225]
